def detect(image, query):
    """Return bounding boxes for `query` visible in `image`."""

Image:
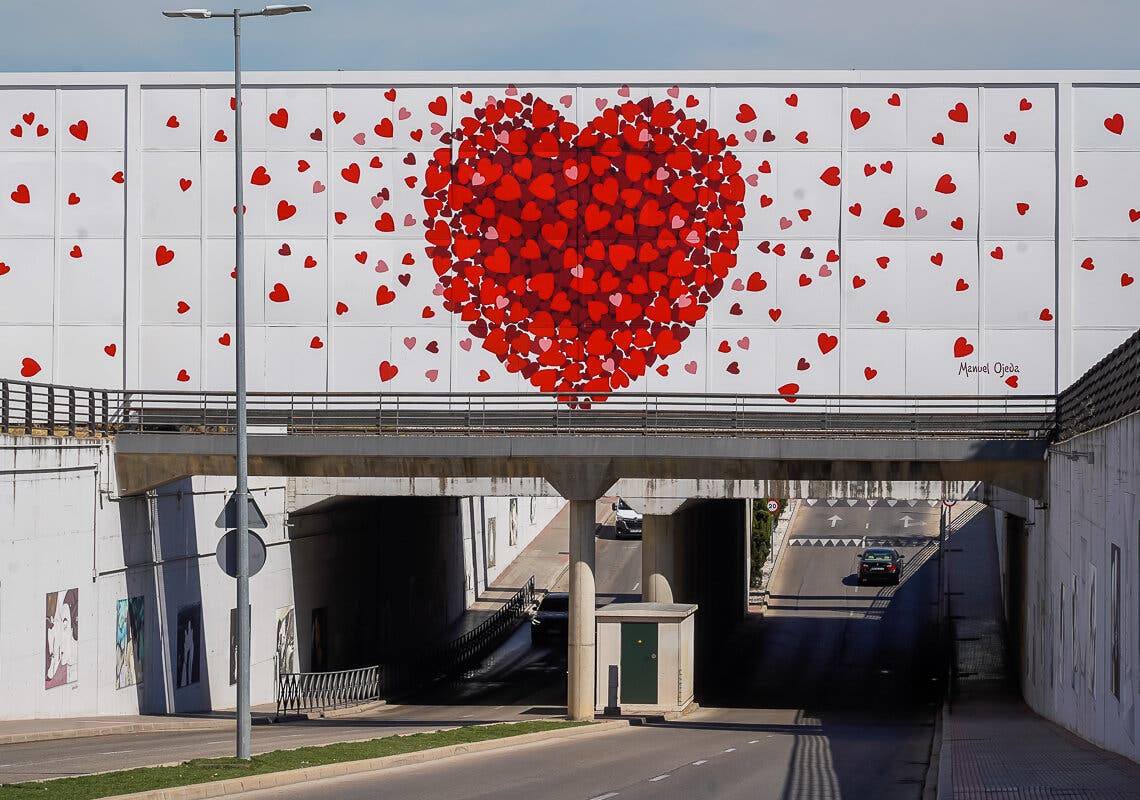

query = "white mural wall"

[0,72,1136,399]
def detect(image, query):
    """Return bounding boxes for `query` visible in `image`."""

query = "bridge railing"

[0,377,1057,439]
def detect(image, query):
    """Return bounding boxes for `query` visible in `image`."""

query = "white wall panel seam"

[1057,83,1073,392]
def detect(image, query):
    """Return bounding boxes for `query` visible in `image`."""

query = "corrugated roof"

[1055,328,1140,440]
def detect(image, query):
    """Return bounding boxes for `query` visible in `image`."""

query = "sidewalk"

[0,707,258,745]
[940,502,1140,799]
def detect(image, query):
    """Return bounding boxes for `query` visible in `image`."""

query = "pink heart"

[684,361,698,374]
[371,194,384,209]
[744,129,757,142]
[595,98,607,111]
[312,180,325,193]
[731,278,745,291]
[459,338,472,351]
[818,264,832,277]
[433,283,445,296]
[745,174,758,187]
[403,336,416,349]
[398,107,410,120]
[352,132,366,145]
[737,336,750,350]
[430,123,443,135]
[914,206,928,220]
[375,259,389,273]
[779,217,793,230]
[403,214,416,226]
[425,369,438,382]
[560,95,573,108]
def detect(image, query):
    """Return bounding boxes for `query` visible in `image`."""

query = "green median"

[0,720,586,800]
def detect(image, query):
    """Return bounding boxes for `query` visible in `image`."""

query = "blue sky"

[3,0,1140,72]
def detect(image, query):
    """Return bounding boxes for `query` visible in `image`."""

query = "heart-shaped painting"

[422,94,746,397]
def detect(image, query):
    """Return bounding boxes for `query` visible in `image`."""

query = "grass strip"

[0,720,586,800]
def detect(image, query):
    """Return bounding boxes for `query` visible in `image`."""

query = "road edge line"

[0,720,235,746]
[98,720,631,800]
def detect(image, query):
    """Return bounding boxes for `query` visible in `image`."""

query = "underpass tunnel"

[286,497,467,672]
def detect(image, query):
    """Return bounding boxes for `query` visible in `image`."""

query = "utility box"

[595,603,697,715]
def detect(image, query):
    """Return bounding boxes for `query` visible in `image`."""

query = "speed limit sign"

[765,499,781,514]
[942,498,957,507]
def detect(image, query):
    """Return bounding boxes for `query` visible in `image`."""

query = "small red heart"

[1039,308,1053,321]
[375,285,396,305]
[309,128,323,141]
[798,273,812,287]
[268,283,290,302]
[112,171,125,184]
[950,217,964,231]
[819,166,841,187]
[1080,257,1095,271]
[759,194,773,208]
[880,160,893,174]
[1019,98,1032,111]
[10,183,30,204]
[218,333,231,346]
[426,340,440,353]
[887,93,901,107]
[852,275,866,289]
[310,336,323,349]
[990,246,1004,260]
[36,124,47,137]
[278,243,292,256]
[864,366,877,380]
[354,250,368,264]
[758,160,772,174]
[229,96,236,110]
[332,110,346,124]
[875,309,890,324]
[269,108,289,129]
[384,88,397,102]
[477,368,492,382]
[735,103,756,123]
[9,124,22,137]
[883,208,905,228]
[953,337,973,358]
[335,211,348,224]
[850,108,870,130]
[768,308,782,321]
[794,130,809,144]
[1074,174,1088,188]
[1123,273,1135,287]
[103,343,116,357]
[422,305,435,319]
[948,102,969,123]
[67,192,80,205]
[398,273,412,287]
[0,262,9,275]
[69,245,82,259]
[251,166,271,186]
[785,93,798,107]
[726,361,740,375]
[276,200,296,221]
[155,245,175,266]
[69,120,89,141]
[876,256,890,269]
[335,301,349,315]
[1104,113,1125,136]
[176,300,190,314]
[777,383,799,402]
[22,112,33,124]
[176,369,190,383]
[1129,209,1140,223]
[1005,375,1019,389]
[1016,202,1030,216]
[955,278,969,292]
[20,357,41,377]
[817,332,838,355]
[297,159,311,172]
[931,132,945,145]
[864,163,876,177]
[166,115,179,129]
[341,163,361,184]
[428,95,448,116]
[1004,130,1017,145]
[935,173,956,194]
[848,203,862,216]
[214,129,228,142]
[796,357,810,370]
[179,178,192,192]
[375,213,394,231]
[930,252,943,266]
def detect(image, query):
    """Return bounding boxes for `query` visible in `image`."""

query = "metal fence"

[275,576,536,718]
[0,377,1057,440]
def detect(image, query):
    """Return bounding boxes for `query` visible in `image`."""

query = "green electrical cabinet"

[595,603,697,714]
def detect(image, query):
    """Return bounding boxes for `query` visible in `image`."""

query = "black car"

[530,592,569,643]
[857,547,905,585]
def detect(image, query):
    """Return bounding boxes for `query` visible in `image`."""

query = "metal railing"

[0,377,1057,440]
[275,576,536,718]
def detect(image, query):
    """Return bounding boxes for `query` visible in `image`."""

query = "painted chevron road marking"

[789,536,933,547]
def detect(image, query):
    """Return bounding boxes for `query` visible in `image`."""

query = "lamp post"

[163,3,311,761]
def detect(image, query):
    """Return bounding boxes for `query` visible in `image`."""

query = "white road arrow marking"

[827,514,843,527]
[899,515,927,528]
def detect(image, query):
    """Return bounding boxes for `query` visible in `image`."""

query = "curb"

[0,719,235,746]
[922,697,947,800]
[101,720,630,800]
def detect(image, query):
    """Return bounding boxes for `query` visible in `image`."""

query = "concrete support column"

[567,497,597,721]
[641,514,675,603]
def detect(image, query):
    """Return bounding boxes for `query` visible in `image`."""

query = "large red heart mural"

[422,94,746,396]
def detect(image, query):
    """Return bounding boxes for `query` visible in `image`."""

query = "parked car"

[857,547,905,585]
[612,497,643,539]
[530,592,570,643]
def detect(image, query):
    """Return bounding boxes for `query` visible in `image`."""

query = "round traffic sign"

[216,529,268,578]
[765,499,782,514]
[942,498,958,507]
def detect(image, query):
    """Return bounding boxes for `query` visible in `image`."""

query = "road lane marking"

[748,739,759,744]
[723,747,736,753]
[632,582,640,591]
[649,774,670,782]
[98,750,133,755]
[589,793,619,800]
[693,759,708,765]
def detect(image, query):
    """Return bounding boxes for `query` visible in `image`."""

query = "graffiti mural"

[45,588,78,689]
[275,605,296,676]
[175,603,201,689]
[115,596,144,689]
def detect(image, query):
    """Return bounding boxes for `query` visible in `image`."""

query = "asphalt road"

[228,503,945,800]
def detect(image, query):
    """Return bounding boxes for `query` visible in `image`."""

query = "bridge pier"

[638,498,688,604]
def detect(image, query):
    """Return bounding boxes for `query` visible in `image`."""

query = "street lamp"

[163,3,311,762]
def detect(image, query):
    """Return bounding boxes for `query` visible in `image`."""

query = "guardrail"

[0,377,1057,439]
[275,576,536,718]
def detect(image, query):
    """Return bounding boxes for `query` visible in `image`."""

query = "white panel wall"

[0,73,1137,398]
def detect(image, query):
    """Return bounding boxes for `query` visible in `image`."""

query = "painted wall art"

[45,588,78,689]
[0,77,1137,399]
[175,603,201,689]
[115,596,144,689]
[275,604,296,676]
